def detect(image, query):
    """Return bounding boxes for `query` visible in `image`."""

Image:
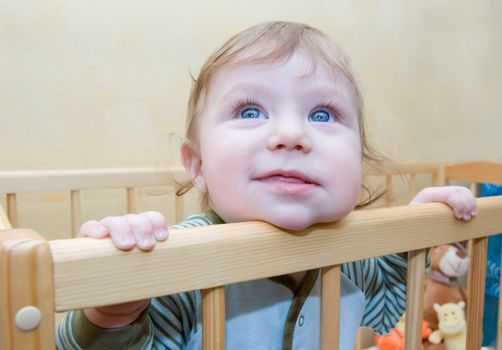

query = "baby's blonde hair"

[178,21,388,207]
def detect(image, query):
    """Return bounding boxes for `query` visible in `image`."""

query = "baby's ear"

[181,141,208,194]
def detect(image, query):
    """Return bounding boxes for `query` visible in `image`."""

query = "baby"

[56,21,477,349]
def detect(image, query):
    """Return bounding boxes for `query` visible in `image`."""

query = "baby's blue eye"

[240,107,262,119]
[308,110,334,122]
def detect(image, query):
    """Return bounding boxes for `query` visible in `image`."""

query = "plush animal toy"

[428,301,466,350]
[423,243,469,331]
[375,313,432,350]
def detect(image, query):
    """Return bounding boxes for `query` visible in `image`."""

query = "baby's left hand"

[409,186,477,221]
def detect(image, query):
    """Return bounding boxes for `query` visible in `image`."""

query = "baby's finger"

[140,211,168,241]
[448,188,476,221]
[78,220,109,238]
[100,216,135,250]
[446,192,468,220]
[124,214,155,251]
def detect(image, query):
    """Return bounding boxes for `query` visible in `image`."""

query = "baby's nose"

[266,120,311,153]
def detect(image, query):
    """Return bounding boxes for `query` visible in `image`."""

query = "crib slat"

[385,175,393,205]
[70,190,81,236]
[432,163,445,187]
[0,204,12,230]
[202,286,225,350]
[405,248,426,350]
[321,265,340,350]
[466,237,487,349]
[175,195,185,223]
[410,174,417,196]
[0,229,55,350]
[127,187,136,213]
[6,193,17,227]
[353,328,361,350]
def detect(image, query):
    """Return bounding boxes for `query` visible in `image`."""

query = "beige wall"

[1,1,501,236]
[1,0,501,171]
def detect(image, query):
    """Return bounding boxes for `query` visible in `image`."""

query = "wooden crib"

[1,161,501,350]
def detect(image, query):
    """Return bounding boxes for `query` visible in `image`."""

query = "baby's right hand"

[79,211,168,328]
[78,211,168,251]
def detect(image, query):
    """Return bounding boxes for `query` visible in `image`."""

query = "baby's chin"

[265,213,346,231]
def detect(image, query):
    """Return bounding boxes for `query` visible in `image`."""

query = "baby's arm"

[409,186,477,220]
[78,211,168,328]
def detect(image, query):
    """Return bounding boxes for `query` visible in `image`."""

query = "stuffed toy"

[428,301,466,350]
[375,313,432,350]
[423,243,469,331]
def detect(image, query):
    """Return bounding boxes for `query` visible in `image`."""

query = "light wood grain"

[48,196,502,311]
[405,249,426,350]
[6,193,17,227]
[445,161,502,184]
[410,174,417,196]
[127,187,136,213]
[202,286,225,350]
[379,162,442,176]
[466,237,487,349]
[70,190,81,236]
[0,229,55,350]
[0,167,186,193]
[321,265,340,350]
[0,204,12,230]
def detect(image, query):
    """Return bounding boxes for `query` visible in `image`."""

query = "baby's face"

[188,51,362,229]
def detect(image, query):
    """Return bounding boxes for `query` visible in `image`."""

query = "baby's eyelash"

[317,102,343,120]
[231,97,263,116]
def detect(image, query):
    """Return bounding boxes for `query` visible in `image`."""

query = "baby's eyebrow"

[218,82,272,101]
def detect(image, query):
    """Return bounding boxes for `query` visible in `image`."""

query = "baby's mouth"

[255,171,319,186]
[260,175,312,184]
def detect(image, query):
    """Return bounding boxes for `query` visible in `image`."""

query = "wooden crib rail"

[445,161,502,184]
[2,196,502,350]
[0,166,187,231]
[0,167,187,193]
[47,197,501,311]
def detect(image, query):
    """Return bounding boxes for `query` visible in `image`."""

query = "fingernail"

[139,236,155,250]
[121,235,135,247]
[155,229,168,241]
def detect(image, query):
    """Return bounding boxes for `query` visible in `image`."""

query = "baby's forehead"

[207,54,357,101]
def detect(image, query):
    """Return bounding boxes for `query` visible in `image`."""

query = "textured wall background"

[1,1,501,237]
[1,0,501,171]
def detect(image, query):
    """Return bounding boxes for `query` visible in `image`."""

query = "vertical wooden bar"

[70,190,81,237]
[127,187,136,213]
[437,163,446,186]
[175,195,185,223]
[202,286,225,350]
[385,175,393,206]
[466,237,487,349]
[431,169,439,187]
[410,174,417,196]
[0,204,13,230]
[6,193,18,227]
[405,249,426,350]
[321,265,340,350]
[0,229,55,350]
[497,259,502,350]
[353,328,361,350]
[470,182,478,197]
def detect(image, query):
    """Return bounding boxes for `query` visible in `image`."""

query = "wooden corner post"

[0,229,55,350]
